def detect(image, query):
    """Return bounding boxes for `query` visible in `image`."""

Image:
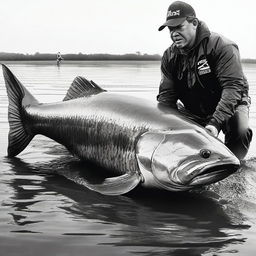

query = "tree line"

[0,52,255,63]
[0,52,162,61]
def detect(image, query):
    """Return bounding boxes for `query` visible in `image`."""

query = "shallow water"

[0,61,256,256]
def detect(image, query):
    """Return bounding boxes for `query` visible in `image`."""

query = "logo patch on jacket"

[197,59,211,75]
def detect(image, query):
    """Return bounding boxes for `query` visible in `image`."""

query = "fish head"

[136,129,240,191]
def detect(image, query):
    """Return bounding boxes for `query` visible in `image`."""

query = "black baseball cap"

[158,1,196,31]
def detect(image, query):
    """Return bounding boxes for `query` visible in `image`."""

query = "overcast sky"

[0,0,256,58]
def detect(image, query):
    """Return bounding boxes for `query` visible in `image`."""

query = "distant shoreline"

[0,52,161,61]
[0,52,255,63]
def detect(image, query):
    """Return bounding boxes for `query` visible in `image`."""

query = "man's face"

[169,20,197,50]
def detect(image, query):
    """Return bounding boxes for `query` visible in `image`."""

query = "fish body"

[2,64,240,195]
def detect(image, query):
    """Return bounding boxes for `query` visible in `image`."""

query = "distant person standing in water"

[157,1,252,160]
[56,52,63,66]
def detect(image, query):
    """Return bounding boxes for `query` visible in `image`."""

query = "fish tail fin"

[2,64,39,157]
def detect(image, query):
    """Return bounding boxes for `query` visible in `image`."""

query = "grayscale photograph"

[0,0,256,255]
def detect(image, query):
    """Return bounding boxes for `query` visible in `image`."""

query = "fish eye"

[200,149,211,158]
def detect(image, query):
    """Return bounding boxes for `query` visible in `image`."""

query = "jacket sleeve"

[208,43,245,131]
[156,52,178,108]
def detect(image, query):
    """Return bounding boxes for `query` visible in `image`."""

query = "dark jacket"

[157,21,249,131]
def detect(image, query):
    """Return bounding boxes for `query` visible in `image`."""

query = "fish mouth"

[187,162,239,186]
[151,157,240,192]
[171,158,240,188]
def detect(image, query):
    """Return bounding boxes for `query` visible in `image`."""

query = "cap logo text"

[167,10,180,18]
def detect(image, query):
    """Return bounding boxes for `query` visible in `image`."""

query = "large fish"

[2,64,240,195]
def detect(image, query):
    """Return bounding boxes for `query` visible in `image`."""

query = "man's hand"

[205,125,218,137]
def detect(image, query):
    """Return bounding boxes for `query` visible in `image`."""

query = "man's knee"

[224,105,253,159]
[225,126,253,160]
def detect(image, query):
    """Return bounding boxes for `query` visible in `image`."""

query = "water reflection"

[3,142,251,256]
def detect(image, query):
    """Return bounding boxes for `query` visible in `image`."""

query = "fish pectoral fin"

[63,76,106,101]
[58,170,141,195]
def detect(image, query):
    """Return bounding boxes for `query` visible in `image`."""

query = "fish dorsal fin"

[63,76,106,101]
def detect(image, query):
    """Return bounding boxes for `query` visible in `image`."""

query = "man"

[157,1,252,160]
[56,52,63,66]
